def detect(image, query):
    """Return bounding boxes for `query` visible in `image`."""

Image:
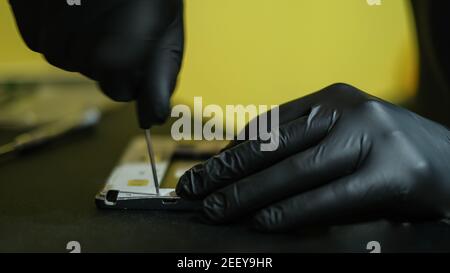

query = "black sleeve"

[8,0,130,73]
[9,0,85,71]
[411,0,450,126]
[9,0,45,52]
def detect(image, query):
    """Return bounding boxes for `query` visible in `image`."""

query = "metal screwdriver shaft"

[144,129,160,196]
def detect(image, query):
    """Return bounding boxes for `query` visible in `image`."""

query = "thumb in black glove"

[176,83,450,232]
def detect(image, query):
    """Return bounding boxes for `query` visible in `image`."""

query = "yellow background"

[0,0,418,107]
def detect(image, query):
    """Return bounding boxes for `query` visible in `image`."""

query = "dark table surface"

[1,105,450,253]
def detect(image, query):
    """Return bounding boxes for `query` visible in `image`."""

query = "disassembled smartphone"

[95,136,226,211]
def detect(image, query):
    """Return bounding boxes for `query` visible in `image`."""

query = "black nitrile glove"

[10,0,184,128]
[176,83,450,232]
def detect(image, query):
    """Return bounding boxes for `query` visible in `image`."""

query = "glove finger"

[96,68,139,102]
[251,169,395,232]
[136,46,182,128]
[90,34,150,101]
[136,2,184,128]
[177,106,337,200]
[223,84,338,151]
[202,117,368,223]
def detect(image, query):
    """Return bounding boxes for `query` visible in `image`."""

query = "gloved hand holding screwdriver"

[10,0,184,129]
[9,0,450,231]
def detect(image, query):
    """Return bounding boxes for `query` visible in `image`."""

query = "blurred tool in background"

[0,107,101,158]
[0,79,121,160]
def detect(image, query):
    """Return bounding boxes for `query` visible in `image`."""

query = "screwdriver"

[144,129,160,196]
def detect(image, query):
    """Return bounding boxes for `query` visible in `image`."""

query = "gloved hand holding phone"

[9,0,184,128]
[176,83,450,232]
